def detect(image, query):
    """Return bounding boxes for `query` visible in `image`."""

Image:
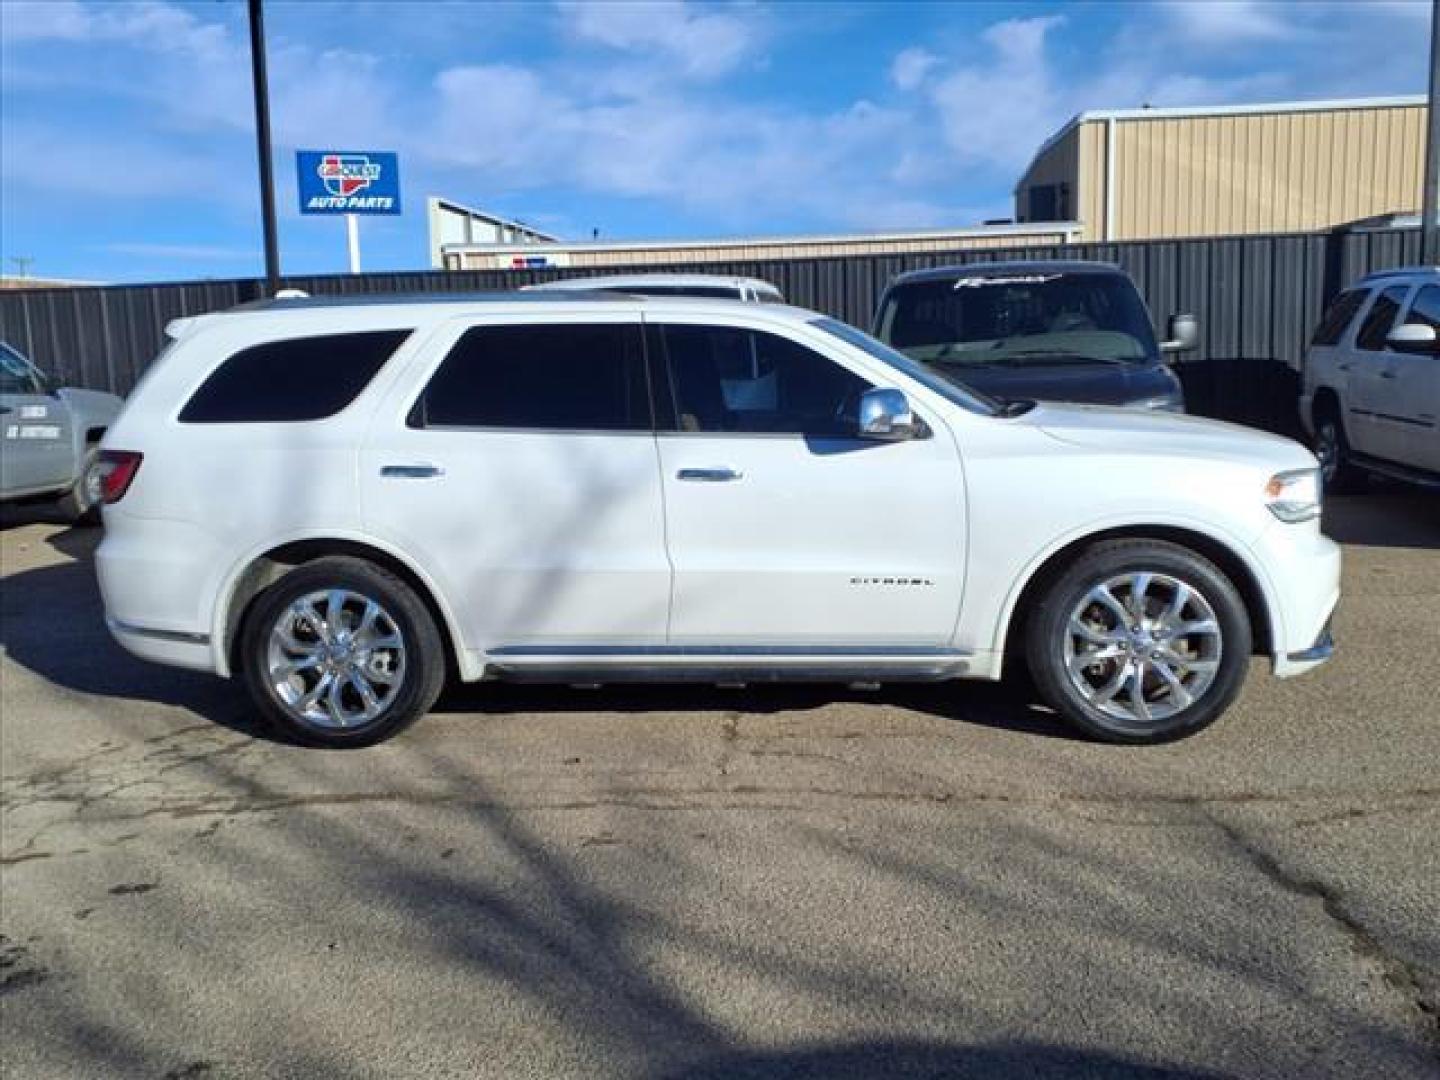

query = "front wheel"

[1313,412,1364,495]
[1025,540,1252,744]
[239,557,446,748]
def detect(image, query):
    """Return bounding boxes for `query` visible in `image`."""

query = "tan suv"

[1300,267,1440,492]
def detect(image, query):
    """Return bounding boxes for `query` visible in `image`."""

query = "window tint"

[415,323,648,430]
[1310,289,1367,346]
[1405,285,1440,332]
[180,330,409,423]
[1355,286,1408,352]
[658,324,871,436]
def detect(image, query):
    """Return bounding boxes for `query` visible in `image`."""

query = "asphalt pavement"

[1,492,1437,1079]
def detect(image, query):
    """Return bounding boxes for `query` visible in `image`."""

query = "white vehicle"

[525,273,783,302]
[1300,266,1440,491]
[96,294,1338,748]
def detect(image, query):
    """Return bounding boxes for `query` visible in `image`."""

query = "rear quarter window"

[1310,289,1367,347]
[179,330,411,423]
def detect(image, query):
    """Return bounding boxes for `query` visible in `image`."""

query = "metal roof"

[441,220,1082,255]
[889,260,1124,287]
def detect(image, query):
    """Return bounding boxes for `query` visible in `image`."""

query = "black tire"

[1024,539,1252,744]
[1313,407,1364,495]
[239,556,446,748]
[56,445,103,524]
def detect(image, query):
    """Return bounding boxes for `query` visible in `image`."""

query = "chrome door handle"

[676,467,743,482]
[380,464,444,479]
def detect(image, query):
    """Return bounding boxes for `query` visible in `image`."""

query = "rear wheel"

[56,445,103,524]
[1025,539,1252,744]
[1313,408,1364,495]
[239,557,445,747]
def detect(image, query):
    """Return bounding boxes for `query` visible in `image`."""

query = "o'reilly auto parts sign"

[297,151,401,214]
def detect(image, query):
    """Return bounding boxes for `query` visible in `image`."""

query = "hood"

[936,360,1179,408]
[1025,401,1316,470]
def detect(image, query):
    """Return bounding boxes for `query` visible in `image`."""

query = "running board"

[1348,453,1440,491]
[483,645,970,685]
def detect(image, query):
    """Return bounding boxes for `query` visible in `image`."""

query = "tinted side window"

[180,330,409,423]
[659,324,872,436]
[1404,284,1440,333]
[415,323,648,431]
[1355,287,1408,352]
[1310,289,1367,346]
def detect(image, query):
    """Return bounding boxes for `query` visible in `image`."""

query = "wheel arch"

[998,523,1275,673]
[214,535,469,682]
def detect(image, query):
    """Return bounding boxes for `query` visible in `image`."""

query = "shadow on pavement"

[1322,489,1439,551]
[653,1040,1224,1079]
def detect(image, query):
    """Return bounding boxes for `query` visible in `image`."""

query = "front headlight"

[1265,468,1321,522]
[1129,394,1185,412]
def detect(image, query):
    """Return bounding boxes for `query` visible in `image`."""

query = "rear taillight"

[98,450,143,504]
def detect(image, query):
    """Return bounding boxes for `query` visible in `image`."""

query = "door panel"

[1377,285,1440,471]
[0,345,74,496]
[658,433,965,644]
[1346,285,1409,456]
[360,313,672,652]
[649,317,966,646]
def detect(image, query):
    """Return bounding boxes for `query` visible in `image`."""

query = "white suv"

[1300,266,1440,491]
[97,294,1339,747]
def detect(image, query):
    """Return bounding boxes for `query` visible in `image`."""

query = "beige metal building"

[1015,96,1426,242]
[437,221,1081,271]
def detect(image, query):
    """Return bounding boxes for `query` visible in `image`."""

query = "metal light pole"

[248,0,281,293]
[1424,0,1440,264]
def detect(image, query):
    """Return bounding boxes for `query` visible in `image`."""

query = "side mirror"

[858,388,921,441]
[1386,322,1437,353]
[1160,313,1199,357]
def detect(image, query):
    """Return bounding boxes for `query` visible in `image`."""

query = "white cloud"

[1159,1,1302,44]
[559,0,758,80]
[924,15,1066,172]
[890,47,939,91]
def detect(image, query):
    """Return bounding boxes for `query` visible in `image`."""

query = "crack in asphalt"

[1213,817,1440,1045]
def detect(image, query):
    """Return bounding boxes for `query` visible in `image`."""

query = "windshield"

[876,271,1161,368]
[809,317,1001,416]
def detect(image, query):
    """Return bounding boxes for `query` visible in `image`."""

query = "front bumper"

[1260,521,1340,678]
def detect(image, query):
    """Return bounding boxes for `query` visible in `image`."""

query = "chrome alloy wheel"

[266,589,407,729]
[1063,572,1222,730]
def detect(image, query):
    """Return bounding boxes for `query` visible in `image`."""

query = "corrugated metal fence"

[0,226,1422,434]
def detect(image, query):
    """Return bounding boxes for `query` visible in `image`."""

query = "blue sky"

[1,0,1432,283]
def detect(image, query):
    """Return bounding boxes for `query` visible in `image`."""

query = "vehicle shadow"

[0,526,1080,744]
[652,1040,1224,1079]
[1322,488,1440,551]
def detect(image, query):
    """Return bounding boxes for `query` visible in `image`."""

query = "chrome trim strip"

[107,618,210,646]
[488,644,966,658]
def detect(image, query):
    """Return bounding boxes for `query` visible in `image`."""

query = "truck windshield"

[875,272,1161,368]
[809,317,1001,416]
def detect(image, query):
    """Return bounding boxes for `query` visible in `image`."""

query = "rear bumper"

[105,617,216,673]
[97,512,224,675]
